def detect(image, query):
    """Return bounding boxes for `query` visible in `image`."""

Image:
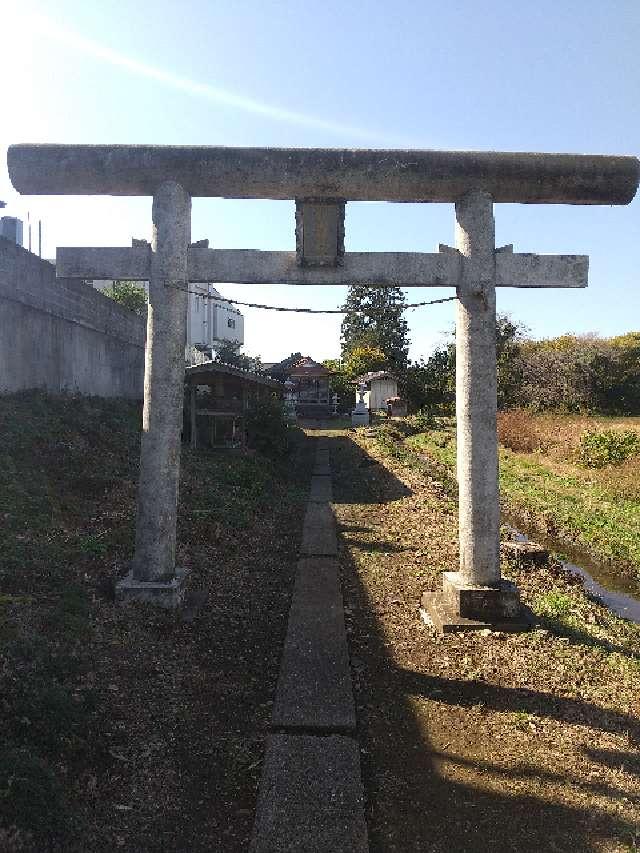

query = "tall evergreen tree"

[340,285,410,372]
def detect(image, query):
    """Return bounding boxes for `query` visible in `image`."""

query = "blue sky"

[2,0,638,362]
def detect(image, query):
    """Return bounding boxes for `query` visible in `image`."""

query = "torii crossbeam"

[8,144,639,628]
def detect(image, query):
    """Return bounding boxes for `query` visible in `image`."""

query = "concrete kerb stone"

[309,476,332,503]
[250,733,368,853]
[303,501,335,529]
[272,557,355,731]
[313,446,331,476]
[253,435,367,850]
[300,503,338,557]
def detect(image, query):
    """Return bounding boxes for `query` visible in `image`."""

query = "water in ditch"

[503,521,640,625]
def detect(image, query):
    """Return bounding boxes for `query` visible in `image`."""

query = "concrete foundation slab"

[351,409,369,427]
[309,476,332,502]
[116,567,189,609]
[421,590,532,634]
[250,733,368,853]
[272,558,355,731]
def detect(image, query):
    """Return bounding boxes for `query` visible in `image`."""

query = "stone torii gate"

[8,145,639,628]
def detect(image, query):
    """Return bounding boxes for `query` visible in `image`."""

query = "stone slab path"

[271,557,353,730]
[251,436,368,852]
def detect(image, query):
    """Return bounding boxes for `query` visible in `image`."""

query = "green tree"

[324,345,388,412]
[403,314,527,413]
[340,285,409,371]
[495,315,528,409]
[405,347,455,413]
[322,359,349,411]
[102,280,148,316]
[214,340,262,373]
[343,344,388,379]
[517,332,640,414]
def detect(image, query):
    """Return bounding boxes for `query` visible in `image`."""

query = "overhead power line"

[164,281,457,314]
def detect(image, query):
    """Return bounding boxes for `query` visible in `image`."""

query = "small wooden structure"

[185,361,282,449]
[286,357,333,417]
[386,397,408,418]
[355,371,398,412]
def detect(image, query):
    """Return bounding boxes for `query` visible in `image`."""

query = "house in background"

[186,283,244,356]
[355,370,399,412]
[88,276,243,360]
[268,354,333,417]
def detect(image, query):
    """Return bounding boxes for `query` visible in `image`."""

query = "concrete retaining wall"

[0,237,145,398]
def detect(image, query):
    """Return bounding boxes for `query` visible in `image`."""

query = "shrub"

[373,423,408,460]
[245,396,291,457]
[578,429,640,468]
[534,591,575,619]
[101,280,148,316]
[406,409,436,434]
[515,334,640,415]
[497,410,545,453]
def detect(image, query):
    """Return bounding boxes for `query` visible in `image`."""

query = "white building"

[89,279,244,357]
[355,371,399,412]
[187,283,244,352]
[1,216,24,246]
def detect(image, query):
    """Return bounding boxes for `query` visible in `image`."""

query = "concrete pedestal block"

[422,571,530,633]
[351,408,369,427]
[442,571,520,619]
[116,566,189,609]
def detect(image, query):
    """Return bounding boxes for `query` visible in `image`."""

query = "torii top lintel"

[7,144,640,205]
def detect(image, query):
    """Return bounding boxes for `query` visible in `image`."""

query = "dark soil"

[0,392,312,852]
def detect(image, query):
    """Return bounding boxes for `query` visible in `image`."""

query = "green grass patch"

[533,590,575,619]
[408,427,640,576]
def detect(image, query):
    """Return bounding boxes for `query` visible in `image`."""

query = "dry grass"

[497,411,640,501]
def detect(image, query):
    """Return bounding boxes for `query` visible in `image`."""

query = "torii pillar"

[120,181,192,606]
[422,190,524,630]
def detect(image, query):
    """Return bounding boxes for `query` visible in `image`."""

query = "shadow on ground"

[315,429,640,853]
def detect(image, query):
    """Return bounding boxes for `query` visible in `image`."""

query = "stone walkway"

[250,435,369,852]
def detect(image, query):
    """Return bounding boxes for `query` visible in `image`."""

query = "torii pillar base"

[116,566,189,609]
[421,572,531,634]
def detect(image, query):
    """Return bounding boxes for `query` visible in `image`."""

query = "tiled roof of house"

[354,370,397,384]
[288,357,333,378]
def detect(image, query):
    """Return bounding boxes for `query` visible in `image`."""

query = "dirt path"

[323,426,640,853]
